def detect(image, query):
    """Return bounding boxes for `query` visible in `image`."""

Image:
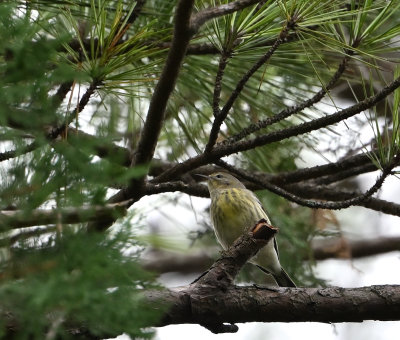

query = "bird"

[201,171,296,287]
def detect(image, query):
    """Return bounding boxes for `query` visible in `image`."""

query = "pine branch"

[287,183,400,217]
[212,51,231,119]
[310,163,378,185]
[265,151,375,185]
[217,75,400,157]
[226,48,355,144]
[66,128,132,167]
[205,18,297,152]
[153,73,400,183]
[123,0,146,26]
[59,130,379,189]
[216,153,399,210]
[89,0,197,231]
[146,178,400,217]
[132,0,195,167]
[143,226,400,332]
[50,81,74,108]
[49,79,102,139]
[0,141,38,162]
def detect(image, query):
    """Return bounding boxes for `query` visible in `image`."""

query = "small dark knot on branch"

[251,218,278,240]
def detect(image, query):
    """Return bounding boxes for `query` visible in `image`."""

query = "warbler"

[202,172,296,287]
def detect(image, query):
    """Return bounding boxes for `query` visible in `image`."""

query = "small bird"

[201,172,296,287]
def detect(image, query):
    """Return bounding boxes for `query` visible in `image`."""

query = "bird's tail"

[272,267,296,287]
[256,265,296,287]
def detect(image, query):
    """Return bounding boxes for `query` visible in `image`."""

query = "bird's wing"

[249,190,279,258]
[273,237,280,259]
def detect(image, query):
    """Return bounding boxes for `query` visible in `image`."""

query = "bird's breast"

[211,188,266,247]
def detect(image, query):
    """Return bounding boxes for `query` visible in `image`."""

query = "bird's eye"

[216,174,223,179]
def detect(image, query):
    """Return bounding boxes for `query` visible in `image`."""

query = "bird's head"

[198,172,246,192]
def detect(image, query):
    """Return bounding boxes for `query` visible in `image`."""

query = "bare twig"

[286,183,400,217]
[191,0,262,32]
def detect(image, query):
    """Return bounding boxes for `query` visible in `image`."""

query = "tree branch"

[0,204,128,230]
[190,0,262,32]
[89,0,197,231]
[205,18,296,152]
[142,226,400,332]
[147,284,400,330]
[143,235,400,275]
[217,75,400,157]
[216,152,399,210]
[49,79,102,139]
[312,236,400,261]
[287,183,400,217]
[153,73,400,183]
[226,48,355,144]
[61,130,380,191]
[0,141,38,162]
[132,0,195,167]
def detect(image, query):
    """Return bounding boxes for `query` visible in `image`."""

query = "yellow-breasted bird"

[202,172,296,287]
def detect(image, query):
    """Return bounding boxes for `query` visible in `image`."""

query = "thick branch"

[148,284,400,328]
[133,0,195,167]
[92,0,197,231]
[312,236,400,261]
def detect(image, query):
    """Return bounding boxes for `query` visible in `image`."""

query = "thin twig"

[0,141,38,162]
[212,51,231,118]
[153,73,400,183]
[286,183,400,216]
[225,48,355,144]
[216,154,399,210]
[191,0,262,32]
[49,79,102,139]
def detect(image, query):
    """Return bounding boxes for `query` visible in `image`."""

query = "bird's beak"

[195,174,210,181]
